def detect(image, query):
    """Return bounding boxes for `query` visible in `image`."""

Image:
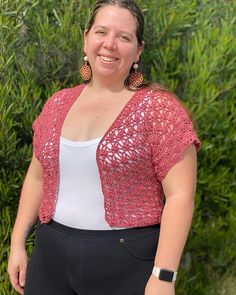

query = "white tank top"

[53,136,125,230]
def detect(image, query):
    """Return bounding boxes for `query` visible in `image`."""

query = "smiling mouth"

[99,55,118,62]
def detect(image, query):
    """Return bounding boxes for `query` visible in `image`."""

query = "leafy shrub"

[1,0,235,294]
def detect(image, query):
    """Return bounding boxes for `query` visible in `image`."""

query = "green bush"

[1,0,235,294]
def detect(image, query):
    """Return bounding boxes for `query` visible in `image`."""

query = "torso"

[61,86,136,141]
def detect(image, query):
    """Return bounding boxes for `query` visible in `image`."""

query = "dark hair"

[86,0,144,46]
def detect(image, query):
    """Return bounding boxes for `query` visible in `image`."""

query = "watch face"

[159,269,174,282]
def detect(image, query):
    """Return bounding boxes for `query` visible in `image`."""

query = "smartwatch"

[152,266,178,282]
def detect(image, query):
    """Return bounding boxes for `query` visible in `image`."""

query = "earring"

[128,63,144,88]
[80,56,92,81]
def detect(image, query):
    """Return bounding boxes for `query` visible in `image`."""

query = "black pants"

[24,220,160,295]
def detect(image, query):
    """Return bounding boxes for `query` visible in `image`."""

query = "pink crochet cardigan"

[33,84,200,227]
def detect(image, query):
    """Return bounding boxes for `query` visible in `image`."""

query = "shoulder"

[141,86,189,120]
[42,84,84,110]
[32,84,85,130]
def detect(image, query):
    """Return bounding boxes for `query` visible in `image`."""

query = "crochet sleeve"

[32,90,61,161]
[32,112,42,161]
[148,91,201,181]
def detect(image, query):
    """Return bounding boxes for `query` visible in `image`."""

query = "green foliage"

[1,0,235,294]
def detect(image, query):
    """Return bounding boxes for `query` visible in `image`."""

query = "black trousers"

[24,220,160,295]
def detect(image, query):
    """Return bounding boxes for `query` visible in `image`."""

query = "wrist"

[10,240,26,250]
[152,266,178,283]
[11,234,26,250]
[145,274,175,294]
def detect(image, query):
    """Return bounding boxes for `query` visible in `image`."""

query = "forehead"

[93,5,137,33]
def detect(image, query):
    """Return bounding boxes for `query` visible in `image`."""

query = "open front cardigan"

[33,84,200,227]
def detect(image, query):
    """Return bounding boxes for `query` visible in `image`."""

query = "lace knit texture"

[33,85,200,227]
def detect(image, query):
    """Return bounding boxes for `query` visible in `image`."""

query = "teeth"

[100,56,116,62]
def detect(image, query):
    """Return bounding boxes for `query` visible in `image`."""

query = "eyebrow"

[92,26,134,38]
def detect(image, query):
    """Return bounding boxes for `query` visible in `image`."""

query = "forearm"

[11,181,42,249]
[11,169,42,249]
[154,195,194,270]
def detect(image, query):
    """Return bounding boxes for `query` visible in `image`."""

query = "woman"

[8,1,200,294]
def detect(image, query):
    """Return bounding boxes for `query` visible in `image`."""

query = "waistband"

[43,220,160,239]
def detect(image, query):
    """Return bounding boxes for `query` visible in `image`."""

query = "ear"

[83,29,89,54]
[135,41,145,62]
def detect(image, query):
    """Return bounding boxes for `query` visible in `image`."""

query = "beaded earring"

[80,56,92,81]
[128,63,144,88]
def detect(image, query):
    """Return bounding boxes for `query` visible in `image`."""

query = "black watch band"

[152,266,178,282]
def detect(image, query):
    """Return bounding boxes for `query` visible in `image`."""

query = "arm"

[8,154,43,295]
[145,144,197,295]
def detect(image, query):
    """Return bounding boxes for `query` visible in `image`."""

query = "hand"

[8,247,28,295]
[145,274,175,295]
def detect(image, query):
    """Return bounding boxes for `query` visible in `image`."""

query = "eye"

[120,35,130,41]
[95,30,106,35]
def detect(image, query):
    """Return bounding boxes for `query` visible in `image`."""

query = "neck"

[87,76,130,95]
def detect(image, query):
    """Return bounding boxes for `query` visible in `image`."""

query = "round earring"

[128,63,144,88]
[80,56,92,81]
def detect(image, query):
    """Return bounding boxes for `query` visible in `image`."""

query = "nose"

[104,34,117,50]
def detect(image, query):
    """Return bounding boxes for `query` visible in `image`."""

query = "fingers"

[14,284,24,295]
[8,266,27,294]
[19,264,27,288]
[8,267,25,295]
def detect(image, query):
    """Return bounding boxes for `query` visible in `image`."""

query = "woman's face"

[84,5,144,84]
